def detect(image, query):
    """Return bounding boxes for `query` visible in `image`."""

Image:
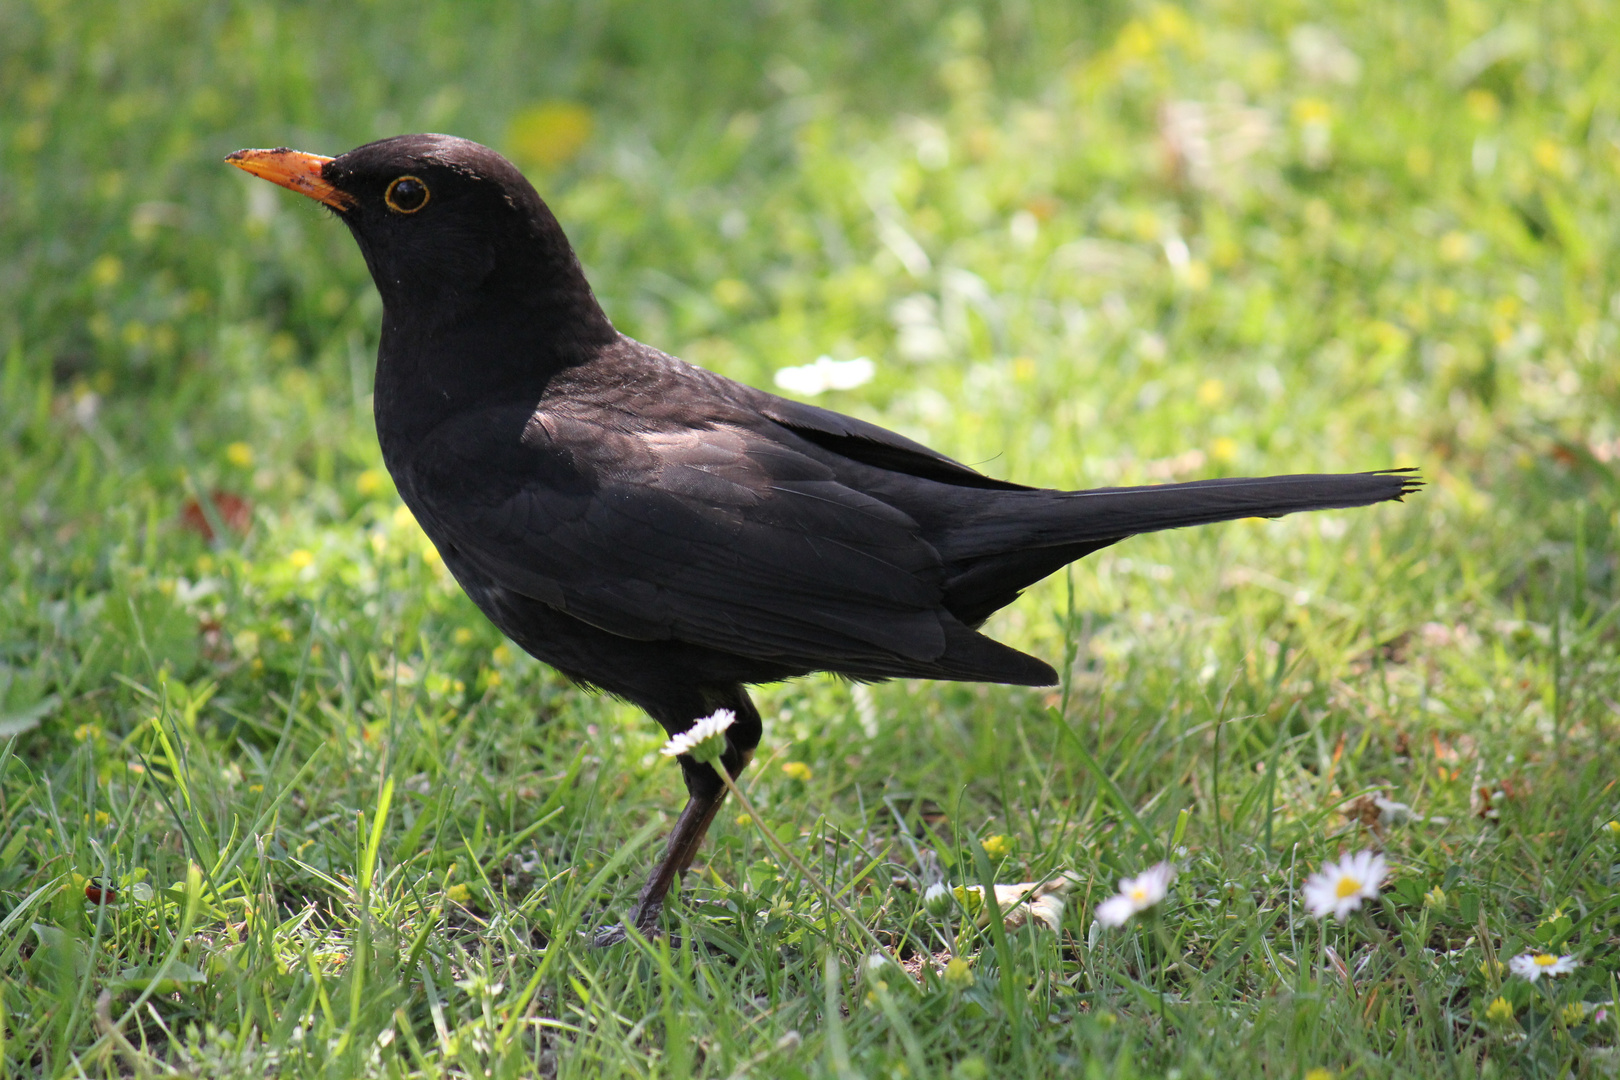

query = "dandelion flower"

[981,834,1013,859]
[1509,952,1577,982]
[659,709,735,764]
[1302,850,1386,920]
[1095,862,1176,927]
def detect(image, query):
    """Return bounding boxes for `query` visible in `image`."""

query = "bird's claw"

[591,904,665,947]
[592,922,630,947]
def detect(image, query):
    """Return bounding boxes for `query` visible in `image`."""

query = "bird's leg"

[622,755,739,933]
[594,689,762,946]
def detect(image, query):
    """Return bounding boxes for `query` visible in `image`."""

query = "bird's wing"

[747,390,1032,492]
[404,404,965,669]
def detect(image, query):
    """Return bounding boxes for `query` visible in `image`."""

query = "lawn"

[4,0,1620,1076]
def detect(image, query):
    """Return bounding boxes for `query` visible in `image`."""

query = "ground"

[3,1,1619,1076]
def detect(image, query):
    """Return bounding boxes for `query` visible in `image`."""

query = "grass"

[4,0,1620,1075]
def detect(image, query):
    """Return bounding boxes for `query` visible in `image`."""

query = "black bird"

[229,134,1417,942]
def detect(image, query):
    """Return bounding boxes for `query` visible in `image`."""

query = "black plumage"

[229,134,1418,941]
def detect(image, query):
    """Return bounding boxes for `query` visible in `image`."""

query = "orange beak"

[225,148,355,211]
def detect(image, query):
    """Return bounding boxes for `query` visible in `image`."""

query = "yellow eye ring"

[385,175,430,214]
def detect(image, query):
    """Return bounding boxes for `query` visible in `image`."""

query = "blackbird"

[228,134,1417,943]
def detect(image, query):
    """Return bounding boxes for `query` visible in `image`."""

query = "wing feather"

[404,405,956,667]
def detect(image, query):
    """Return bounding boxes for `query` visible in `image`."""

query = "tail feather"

[1054,468,1420,540]
[946,469,1420,559]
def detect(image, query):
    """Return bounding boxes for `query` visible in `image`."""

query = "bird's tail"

[929,469,1418,686]
[922,468,1418,686]
[948,469,1421,556]
[1058,468,1420,539]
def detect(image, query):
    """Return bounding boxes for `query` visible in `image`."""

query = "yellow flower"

[446,883,471,904]
[288,549,314,569]
[452,627,475,646]
[1485,996,1514,1024]
[491,645,513,665]
[507,101,594,169]
[1561,1002,1590,1026]
[355,468,386,496]
[735,814,752,828]
[981,835,1012,859]
[711,278,751,309]
[1464,89,1500,122]
[225,442,253,468]
[1291,97,1334,126]
[1438,232,1473,263]
[943,956,974,989]
[89,254,123,288]
[781,761,812,782]
[1369,321,1410,354]
[1304,1069,1334,1080]
[1532,139,1563,174]
[1605,820,1620,837]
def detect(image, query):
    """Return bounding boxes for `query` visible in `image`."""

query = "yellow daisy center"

[1334,876,1363,899]
[1128,887,1148,902]
[1533,954,1557,967]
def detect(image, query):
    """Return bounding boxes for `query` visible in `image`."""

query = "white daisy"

[1509,952,1577,982]
[923,882,952,916]
[659,709,736,764]
[1301,850,1386,920]
[1094,862,1176,927]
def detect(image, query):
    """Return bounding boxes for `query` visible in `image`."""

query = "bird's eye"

[385,176,430,214]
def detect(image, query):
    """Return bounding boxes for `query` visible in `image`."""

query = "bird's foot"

[591,921,631,947]
[590,902,665,948]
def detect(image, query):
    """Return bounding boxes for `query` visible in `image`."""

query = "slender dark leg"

[593,687,763,946]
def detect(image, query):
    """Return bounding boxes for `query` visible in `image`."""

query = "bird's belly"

[428,540,808,702]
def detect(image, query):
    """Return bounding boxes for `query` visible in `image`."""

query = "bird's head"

[228,134,611,346]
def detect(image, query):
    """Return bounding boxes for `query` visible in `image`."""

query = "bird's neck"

[371,279,616,464]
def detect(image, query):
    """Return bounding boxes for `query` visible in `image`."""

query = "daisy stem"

[1543,981,1571,1045]
[708,760,890,957]
[1151,909,1169,1023]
